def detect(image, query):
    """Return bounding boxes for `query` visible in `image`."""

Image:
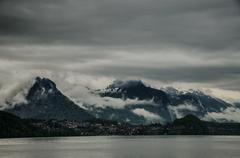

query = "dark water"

[0,136,240,158]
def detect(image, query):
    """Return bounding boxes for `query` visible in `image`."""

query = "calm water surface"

[0,136,240,158]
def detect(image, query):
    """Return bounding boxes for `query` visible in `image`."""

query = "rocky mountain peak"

[8,77,94,121]
[107,80,146,91]
[35,77,56,90]
[26,77,57,101]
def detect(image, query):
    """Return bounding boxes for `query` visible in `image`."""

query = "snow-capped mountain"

[91,80,237,124]
[6,77,93,121]
[92,80,171,124]
[100,80,169,104]
[3,77,239,124]
[162,87,232,121]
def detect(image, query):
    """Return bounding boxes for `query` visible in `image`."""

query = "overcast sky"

[0,0,240,102]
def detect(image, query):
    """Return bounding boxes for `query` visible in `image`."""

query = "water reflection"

[0,136,240,158]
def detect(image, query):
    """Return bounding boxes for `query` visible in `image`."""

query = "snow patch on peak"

[34,77,57,90]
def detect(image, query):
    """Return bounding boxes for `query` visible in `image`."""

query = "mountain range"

[3,77,240,124]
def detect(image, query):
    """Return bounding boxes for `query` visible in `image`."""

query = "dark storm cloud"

[0,0,239,50]
[79,65,240,90]
[0,0,240,93]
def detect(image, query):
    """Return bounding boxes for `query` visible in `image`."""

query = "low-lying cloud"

[132,108,163,122]
[203,107,240,122]
[168,104,199,119]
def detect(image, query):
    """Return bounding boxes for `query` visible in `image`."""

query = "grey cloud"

[203,107,240,122]
[79,64,240,90]
[0,0,239,50]
[0,44,240,90]
[0,0,240,95]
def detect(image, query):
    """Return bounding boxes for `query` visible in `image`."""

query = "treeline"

[1,111,240,138]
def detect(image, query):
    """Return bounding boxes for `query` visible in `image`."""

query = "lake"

[0,136,240,158]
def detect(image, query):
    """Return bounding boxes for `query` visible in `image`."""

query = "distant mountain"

[163,87,231,119]
[91,80,172,124]
[101,80,169,104]
[165,87,230,111]
[6,77,93,121]
[4,77,239,125]
[91,80,236,124]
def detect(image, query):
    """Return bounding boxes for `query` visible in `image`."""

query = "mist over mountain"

[94,80,238,124]
[2,77,240,124]
[6,77,93,121]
